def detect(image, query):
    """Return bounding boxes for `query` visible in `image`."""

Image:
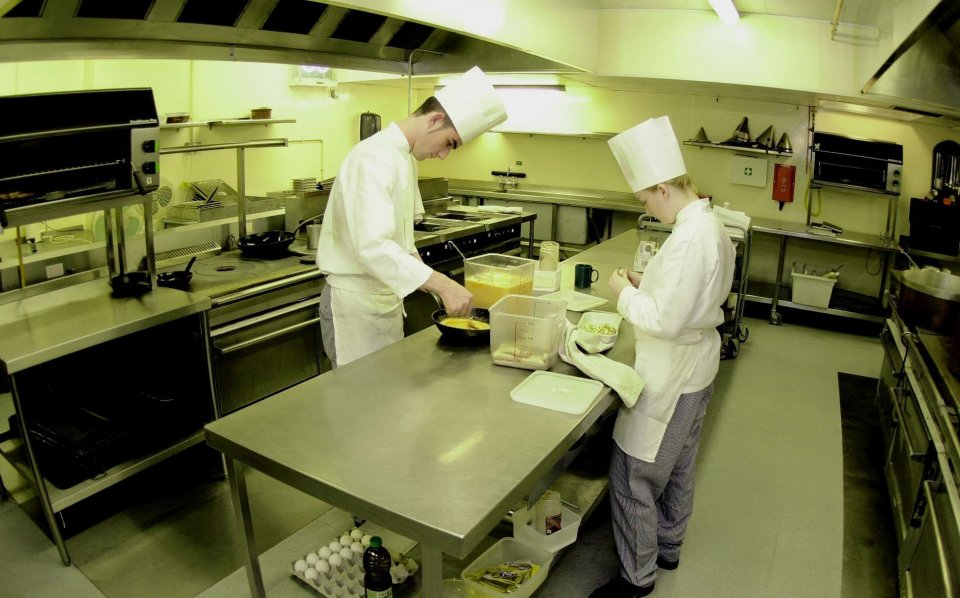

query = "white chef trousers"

[319,284,404,368]
[609,383,714,588]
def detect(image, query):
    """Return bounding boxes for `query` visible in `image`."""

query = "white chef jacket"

[613,199,735,462]
[316,122,432,297]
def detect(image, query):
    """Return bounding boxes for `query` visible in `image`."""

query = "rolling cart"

[638,213,751,360]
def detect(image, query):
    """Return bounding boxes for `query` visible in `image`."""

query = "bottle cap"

[369,536,382,548]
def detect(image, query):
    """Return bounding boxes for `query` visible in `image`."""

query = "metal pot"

[895,268,960,333]
[431,308,490,345]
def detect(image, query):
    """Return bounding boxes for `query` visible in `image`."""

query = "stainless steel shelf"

[493,129,615,140]
[0,431,206,512]
[746,281,885,323]
[683,140,793,156]
[160,118,295,130]
[2,190,150,228]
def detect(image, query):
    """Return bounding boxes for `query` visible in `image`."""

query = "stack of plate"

[292,177,317,193]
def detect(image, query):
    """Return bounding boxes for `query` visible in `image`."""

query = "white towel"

[477,205,522,214]
[558,321,644,408]
[714,205,751,230]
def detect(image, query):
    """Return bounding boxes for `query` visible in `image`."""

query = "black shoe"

[656,556,679,570]
[589,576,655,598]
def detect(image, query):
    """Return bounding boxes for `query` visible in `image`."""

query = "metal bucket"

[895,268,960,333]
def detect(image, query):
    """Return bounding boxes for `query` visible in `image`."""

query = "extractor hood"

[863,0,960,121]
[0,0,573,75]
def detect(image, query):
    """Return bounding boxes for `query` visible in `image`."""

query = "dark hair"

[413,96,454,129]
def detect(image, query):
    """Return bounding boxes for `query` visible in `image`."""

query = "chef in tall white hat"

[591,116,736,598]
[316,67,507,368]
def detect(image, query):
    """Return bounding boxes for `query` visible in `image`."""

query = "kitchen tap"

[491,167,526,191]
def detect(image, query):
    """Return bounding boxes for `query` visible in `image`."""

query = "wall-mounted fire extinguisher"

[773,164,796,211]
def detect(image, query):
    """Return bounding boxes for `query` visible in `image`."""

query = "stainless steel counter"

[751,217,899,252]
[448,179,642,213]
[0,279,210,374]
[204,230,643,597]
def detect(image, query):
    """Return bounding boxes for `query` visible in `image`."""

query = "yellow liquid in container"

[466,274,534,309]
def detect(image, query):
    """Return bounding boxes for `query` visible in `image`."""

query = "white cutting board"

[510,371,605,414]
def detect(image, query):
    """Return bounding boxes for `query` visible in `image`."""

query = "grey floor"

[0,315,893,597]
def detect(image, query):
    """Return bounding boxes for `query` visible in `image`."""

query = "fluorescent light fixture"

[494,84,565,92]
[435,84,565,93]
[708,0,739,25]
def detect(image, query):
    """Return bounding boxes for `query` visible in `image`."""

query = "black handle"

[491,171,527,178]
[0,204,7,228]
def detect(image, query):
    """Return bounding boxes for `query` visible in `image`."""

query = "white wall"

[5,54,960,297]
[0,59,408,242]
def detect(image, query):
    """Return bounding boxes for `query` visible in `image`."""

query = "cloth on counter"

[559,321,644,408]
[713,204,751,230]
[477,205,522,214]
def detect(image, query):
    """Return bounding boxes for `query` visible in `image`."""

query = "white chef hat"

[435,66,507,144]
[608,116,687,192]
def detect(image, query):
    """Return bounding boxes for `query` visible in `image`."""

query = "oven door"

[211,297,325,415]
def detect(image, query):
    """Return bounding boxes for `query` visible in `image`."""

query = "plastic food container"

[512,504,583,553]
[461,538,553,597]
[465,254,536,309]
[489,295,567,370]
[577,311,623,346]
[791,263,837,308]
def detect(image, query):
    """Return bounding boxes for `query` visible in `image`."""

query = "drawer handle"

[216,317,322,354]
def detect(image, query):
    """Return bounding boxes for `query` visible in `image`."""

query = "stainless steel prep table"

[204,230,644,597]
[0,279,212,565]
[749,217,900,324]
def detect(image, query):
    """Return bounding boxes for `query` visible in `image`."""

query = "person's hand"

[609,267,632,297]
[626,270,641,288]
[421,271,473,316]
[438,283,473,316]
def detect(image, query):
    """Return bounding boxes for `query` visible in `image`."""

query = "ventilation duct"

[0,0,573,75]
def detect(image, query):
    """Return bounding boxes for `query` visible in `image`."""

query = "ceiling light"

[493,84,565,92]
[708,0,739,26]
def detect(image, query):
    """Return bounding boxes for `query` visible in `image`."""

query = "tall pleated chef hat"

[435,67,507,144]
[608,116,687,192]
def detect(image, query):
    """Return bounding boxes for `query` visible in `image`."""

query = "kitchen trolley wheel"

[738,325,750,342]
[720,338,740,360]
[769,311,782,325]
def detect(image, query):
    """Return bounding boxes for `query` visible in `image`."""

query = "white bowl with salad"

[576,311,623,348]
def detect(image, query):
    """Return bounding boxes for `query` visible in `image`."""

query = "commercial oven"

[207,272,328,416]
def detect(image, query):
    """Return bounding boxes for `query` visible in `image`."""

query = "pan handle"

[426,289,443,309]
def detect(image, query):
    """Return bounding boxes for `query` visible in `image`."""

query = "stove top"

[163,250,319,299]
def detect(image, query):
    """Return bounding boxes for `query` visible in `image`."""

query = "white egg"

[328,553,343,568]
[318,546,333,560]
[339,547,353,561]
[328,541,343,553]
[305,552,320,565]
[316,559,331,573]
[350,541,363,554]
[350,528,364,540]
[294,559,308,572]
[339,534,352,546]
[304,568,319,581]
[361,534,372,547]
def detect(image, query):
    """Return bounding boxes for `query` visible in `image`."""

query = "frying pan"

[157,256,196,290]
[431,308,491,345]
[238,230,295,259]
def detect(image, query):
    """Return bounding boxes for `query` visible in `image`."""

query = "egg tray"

[291,540,418,598]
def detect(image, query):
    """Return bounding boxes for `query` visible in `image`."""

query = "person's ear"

[657,184,669,199]
[428,112,446,131]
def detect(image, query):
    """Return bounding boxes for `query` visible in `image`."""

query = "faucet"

[491,167,526,191]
